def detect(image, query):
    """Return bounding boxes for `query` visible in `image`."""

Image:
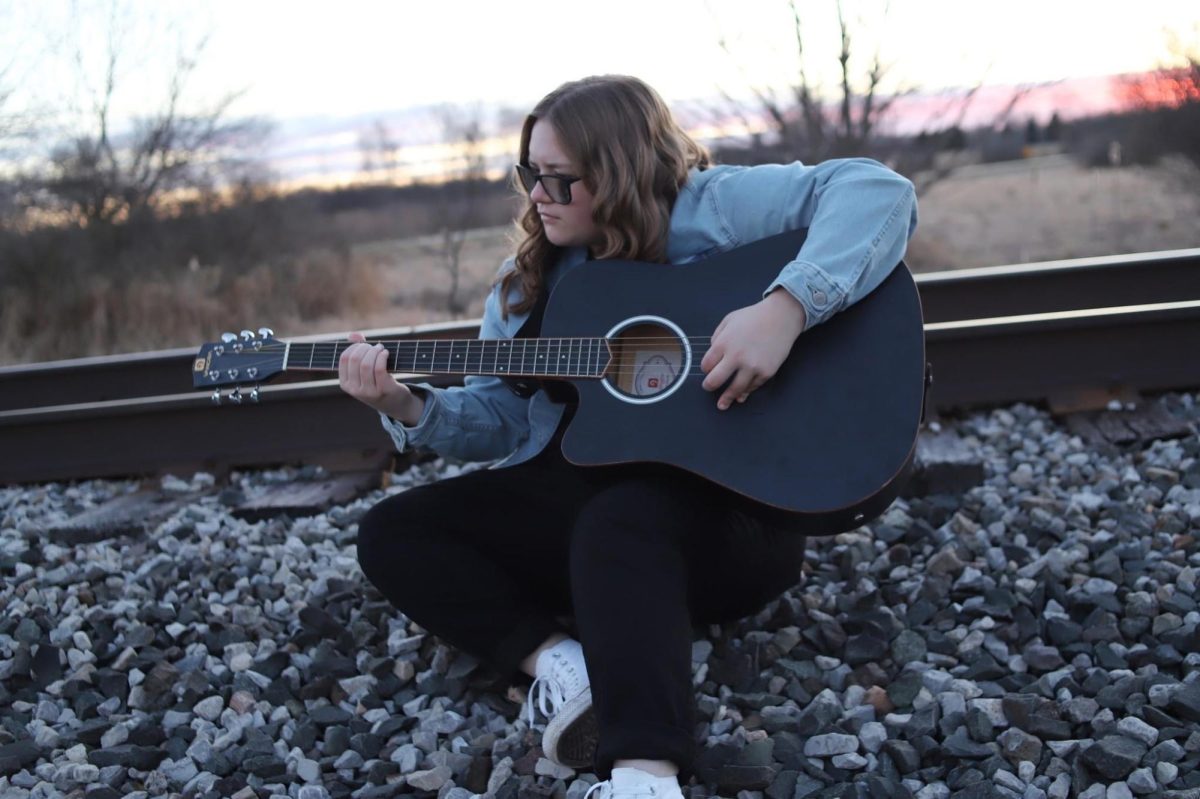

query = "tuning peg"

[257,327,274,339]
[229,388,243,405]
[211,389,221,405]
[221,332,237,344]
[240,330,255,342]
[250,384,261,403]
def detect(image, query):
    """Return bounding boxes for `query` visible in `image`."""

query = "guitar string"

[207,339,785,379]
[203,362,779,380]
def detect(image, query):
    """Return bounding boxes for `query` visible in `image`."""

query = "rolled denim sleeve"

[711,158,918,330]
[378,280,533,463]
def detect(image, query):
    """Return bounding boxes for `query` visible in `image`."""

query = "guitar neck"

[284,337,611,380]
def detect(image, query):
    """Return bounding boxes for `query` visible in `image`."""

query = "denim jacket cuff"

[378,384,438,452]
[763,261,845,331]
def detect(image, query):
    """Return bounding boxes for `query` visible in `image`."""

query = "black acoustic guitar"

[193,229,927,533]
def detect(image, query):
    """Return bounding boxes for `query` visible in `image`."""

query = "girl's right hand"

[338,332,426,425]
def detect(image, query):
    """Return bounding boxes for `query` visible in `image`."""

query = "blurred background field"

[0,1,1197,365]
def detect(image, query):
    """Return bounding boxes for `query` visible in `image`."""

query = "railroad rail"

[2,248,1198,485]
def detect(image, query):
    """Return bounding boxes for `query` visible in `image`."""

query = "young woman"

[341,75,917,799]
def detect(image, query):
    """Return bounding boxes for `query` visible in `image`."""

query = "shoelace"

[583,780,658,799]
[525,649,587,728]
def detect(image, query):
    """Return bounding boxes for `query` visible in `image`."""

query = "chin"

[544,229,575,248]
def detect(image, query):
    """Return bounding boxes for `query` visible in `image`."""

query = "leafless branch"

[38,2,267,225]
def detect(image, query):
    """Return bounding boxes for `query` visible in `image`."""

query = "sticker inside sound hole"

[632,350,681,396]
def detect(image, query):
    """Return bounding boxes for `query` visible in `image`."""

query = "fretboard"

[285,338,611,380]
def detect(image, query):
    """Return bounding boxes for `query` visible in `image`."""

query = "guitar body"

[542,229,927,534]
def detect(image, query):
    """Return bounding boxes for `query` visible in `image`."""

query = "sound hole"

[604,322,685,398]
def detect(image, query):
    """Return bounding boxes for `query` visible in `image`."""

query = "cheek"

[571,197,598,227]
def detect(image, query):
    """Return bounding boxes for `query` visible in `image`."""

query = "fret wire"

[307,343,314,369]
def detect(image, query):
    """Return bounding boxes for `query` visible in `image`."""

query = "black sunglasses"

[514,163,582,205]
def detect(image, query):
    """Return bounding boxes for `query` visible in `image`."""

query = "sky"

[2,0,1197,181]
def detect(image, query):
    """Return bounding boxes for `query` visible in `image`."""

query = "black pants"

[355,441,807,782]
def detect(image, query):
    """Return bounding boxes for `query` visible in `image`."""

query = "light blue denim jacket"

[380,157,918,467]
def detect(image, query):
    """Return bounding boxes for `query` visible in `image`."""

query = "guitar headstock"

[193,328,285,404]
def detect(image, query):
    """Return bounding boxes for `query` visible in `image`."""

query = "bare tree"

[1122,26,1200,110]
[708,0,1031,194]
[712,0,912,164]
[426,103,489,315]
[1117,29,1200,168]
[0,3,47,227]
[0,61,24,144]
[39,3,268,226]
[357,118,402,183]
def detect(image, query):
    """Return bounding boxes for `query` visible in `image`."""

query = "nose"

[528,177,556,205]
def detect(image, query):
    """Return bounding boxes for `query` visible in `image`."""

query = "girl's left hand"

[700,289,808,410]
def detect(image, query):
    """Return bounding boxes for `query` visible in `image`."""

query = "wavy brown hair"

[498,75,711,318]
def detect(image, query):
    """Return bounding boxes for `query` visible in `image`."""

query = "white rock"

[994,769,1023,792]
[1116,716,1158,747]
[535,757,576,780]
[968,698,1007,727]
[1126,767,1156,794]
[1155,761,1178,786]
[405,766,452,791]
[193,695,224,721]
[830,753,866,770]
[858,722,887,753]
[803,733,858,757]
[390,744,422,774]
[1105,782,1134,799]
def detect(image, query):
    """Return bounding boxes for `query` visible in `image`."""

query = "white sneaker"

[583,768,685,799]
[526,639,598,767]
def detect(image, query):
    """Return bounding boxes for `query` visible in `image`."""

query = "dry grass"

[906,155,1200,270]
[285,226,519,340]
[0,249,387,364]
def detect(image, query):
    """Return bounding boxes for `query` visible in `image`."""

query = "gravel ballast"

[1,392,1198,799]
